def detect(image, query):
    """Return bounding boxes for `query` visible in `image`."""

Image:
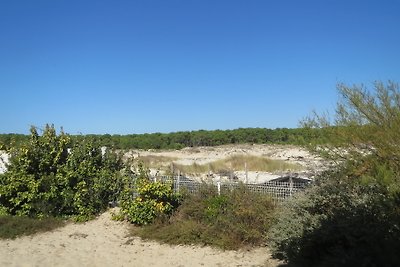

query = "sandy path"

[0,210,279,267]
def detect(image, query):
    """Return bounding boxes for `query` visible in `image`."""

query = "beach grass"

[135,155,178,169]
[173,155,303,175]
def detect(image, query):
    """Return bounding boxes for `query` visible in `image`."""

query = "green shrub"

[0,125,125,221]
[281,81,400,266]
[268,166,400,267]
[118,164,181,225]
[133,184,276,250]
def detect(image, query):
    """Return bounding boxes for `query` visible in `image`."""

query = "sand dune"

[127,144,325,183]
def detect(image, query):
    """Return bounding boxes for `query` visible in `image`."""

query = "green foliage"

[2,127,327,151]
[118,165,181,225]
[0,202,8,216]
[271,81,400,266]
[132,184,276,250]
[303,82,400,166]
[268,168,400,267]
[0,215,66,239]
[0,124,125,220]
[110,127,325,148]
[0,134,29,150]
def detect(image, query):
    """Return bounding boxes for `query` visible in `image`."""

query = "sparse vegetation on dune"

[172,162,210,175]
[217,155,303,172]
[172,155,303,176]
[138,155,304,178]
[134,155,178,170]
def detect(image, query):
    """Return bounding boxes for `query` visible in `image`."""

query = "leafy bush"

[268,166,400,267]
[132,184,276,250]
[118,164,181,225]
[0,125,125,221]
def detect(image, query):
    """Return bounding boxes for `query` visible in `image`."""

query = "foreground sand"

[0,210,280,267]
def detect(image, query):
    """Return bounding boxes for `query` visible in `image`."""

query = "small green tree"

[303,81,400,169]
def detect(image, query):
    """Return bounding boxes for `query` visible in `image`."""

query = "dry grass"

[173,162,210,174]
[221,155,303,172]
[134,155,177,169]
[173,155,303,175]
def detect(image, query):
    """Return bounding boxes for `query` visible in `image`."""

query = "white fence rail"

[153,175,310,201]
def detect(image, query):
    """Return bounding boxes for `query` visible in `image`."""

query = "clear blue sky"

[1,0,399,134]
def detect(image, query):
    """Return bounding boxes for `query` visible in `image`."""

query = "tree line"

[0,127,326,150]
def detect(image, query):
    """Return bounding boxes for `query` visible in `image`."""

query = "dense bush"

[268,165,400,267]
[132,184,276,250]
[0,125,125,221]
[269,81,400,266]
[117,165,181,225]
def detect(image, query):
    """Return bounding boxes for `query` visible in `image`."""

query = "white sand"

[0,210,280,267]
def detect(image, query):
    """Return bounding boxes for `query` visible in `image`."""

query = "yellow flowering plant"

[119,164,181,225]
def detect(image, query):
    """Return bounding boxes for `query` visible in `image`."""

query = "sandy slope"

[127,144,325,183]
[0,210,280,267]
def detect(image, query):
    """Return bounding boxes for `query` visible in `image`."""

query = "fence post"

[217,176,221,196]
[245,162,248,184]
[177,170,181,193]
[289,176,293,197]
